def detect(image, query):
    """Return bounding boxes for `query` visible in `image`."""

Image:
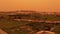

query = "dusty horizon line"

[0,10,60,13]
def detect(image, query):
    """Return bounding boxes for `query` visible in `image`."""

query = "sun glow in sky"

[0,0,60,12]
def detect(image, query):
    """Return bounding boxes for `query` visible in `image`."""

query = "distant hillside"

[0,10,60,15]
[0,10,60,34]
[0,10,60,21]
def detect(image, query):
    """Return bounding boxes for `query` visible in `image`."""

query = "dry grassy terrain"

[0,10,60,34]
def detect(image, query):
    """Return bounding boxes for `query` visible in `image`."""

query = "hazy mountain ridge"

[0,10,60,15]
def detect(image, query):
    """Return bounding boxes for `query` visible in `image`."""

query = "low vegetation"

[0,11,60,34]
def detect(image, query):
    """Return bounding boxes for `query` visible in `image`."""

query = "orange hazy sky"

[0,0,60,12]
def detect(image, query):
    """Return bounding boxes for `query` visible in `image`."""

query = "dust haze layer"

[0,0,60,12]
